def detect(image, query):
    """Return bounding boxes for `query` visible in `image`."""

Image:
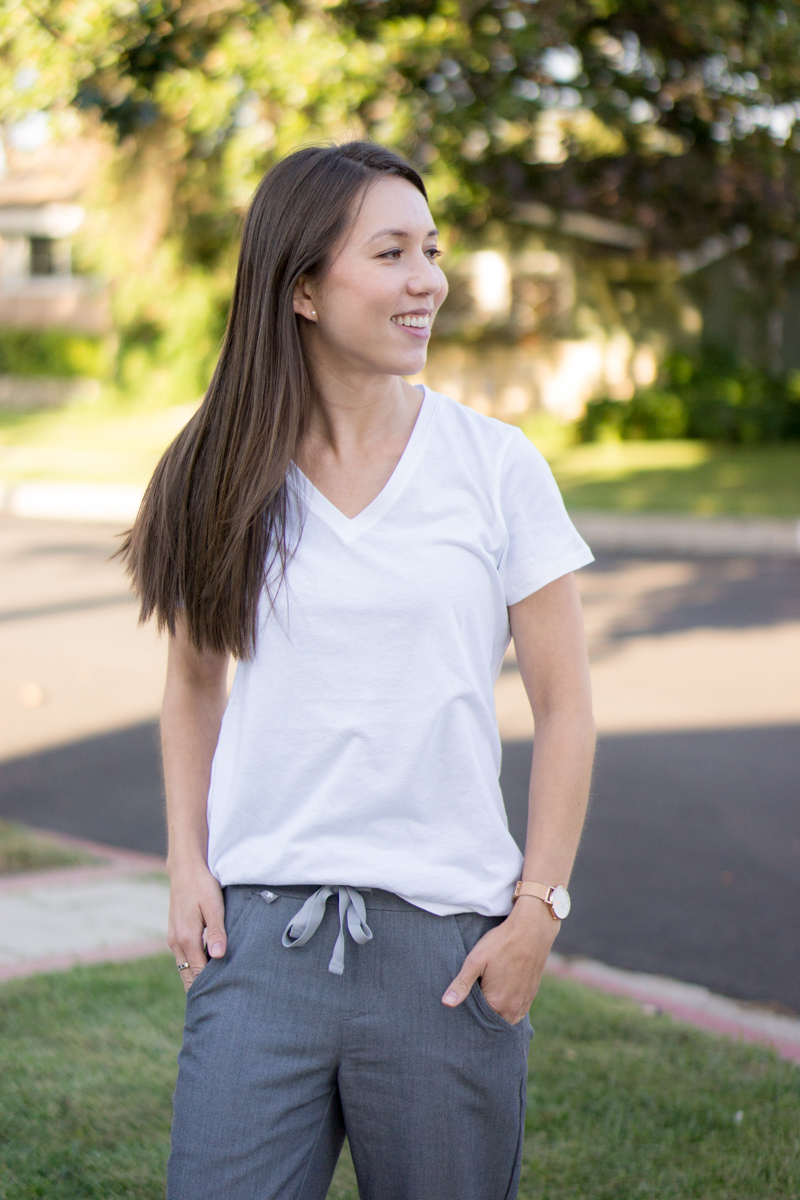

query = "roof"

[513,201,647,250]
[0,138,105,207]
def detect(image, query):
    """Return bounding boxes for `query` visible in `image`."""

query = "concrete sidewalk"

[1,830,799,1064]
[0,481,145,526]
[2,478,798,557]
[0,833,168,982]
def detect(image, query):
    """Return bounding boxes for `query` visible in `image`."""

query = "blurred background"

[1,3,799,1193]
[0,0,799,1145]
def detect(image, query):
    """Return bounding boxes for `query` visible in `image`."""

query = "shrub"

[578,348,800,443]
[579,389,688,442]
[0,329,111,378]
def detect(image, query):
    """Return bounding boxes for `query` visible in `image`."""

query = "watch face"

[550,885,571,919]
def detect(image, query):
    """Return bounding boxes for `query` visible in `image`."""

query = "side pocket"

[186,887,260,998]
[451,913,529,1034]
[222,885,262,942]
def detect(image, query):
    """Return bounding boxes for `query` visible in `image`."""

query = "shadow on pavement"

[586,555,800,640]
[501,724,800,1013]
[1,717,798,1011]
[0,720,165,856]
[0,593,136,625]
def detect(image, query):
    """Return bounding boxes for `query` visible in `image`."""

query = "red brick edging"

[545,956,800,1065]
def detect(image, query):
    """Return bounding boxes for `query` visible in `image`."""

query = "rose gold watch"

[513,880,571,920]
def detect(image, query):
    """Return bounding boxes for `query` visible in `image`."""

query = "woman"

[121,140,595,1200]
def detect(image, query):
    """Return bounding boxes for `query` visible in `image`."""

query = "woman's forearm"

[161,630,229,874]
[521,706,596,887]
[509,571,595,889]
[162,629,230,987]
[443,701,594,1023]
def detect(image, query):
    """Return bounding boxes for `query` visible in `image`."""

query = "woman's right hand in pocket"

[168,863,227,993]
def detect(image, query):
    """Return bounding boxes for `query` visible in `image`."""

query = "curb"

[0,480,143,525]
[0,940,170,984]
[572,511,800,558]
[0,830,165,896]
[0,829,168,984]
[546,953,800,1064]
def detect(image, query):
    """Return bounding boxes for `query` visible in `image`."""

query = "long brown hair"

[118,141,427,659]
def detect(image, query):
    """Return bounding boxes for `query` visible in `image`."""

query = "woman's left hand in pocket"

[441,898,561,1025]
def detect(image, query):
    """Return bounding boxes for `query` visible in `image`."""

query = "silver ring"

[176,961,191,971]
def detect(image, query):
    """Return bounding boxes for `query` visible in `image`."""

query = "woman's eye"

[379,247,443,260]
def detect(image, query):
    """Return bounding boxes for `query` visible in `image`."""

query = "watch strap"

[513,880,560,919]
[513,880,553,903]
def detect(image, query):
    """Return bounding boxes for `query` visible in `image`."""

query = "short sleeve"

[497,428,594,605]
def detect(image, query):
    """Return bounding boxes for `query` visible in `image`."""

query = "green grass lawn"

[1,396,798,517]
[0,819,99,876]
[0,395,200,487]
[521,414,800,518]
[0,956,797,1199]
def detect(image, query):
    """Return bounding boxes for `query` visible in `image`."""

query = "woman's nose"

[408,257,444,295]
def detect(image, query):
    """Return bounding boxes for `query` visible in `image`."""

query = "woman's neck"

[302,373,422,461]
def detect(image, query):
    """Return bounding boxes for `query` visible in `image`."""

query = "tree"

[7,1,800,255]
[0,1,404,398]
[2,2,398,242]
[5,0,800,385]
[332,0,800,254]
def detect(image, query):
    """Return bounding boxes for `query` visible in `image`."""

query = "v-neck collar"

[289,385,438,544]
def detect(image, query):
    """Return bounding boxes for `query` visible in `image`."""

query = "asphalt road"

[1,517,799,1010]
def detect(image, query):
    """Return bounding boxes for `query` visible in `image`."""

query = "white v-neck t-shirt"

[206,386,594,916]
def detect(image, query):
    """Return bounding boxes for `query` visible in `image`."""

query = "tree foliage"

[342,0,800,251]
[4,0,800,257]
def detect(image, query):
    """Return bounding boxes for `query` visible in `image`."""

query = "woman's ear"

[293,276,317,321]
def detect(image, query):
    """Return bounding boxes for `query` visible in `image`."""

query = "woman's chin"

[379,346,429,378]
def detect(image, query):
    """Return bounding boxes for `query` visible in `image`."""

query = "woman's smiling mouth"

[391,312,431,337]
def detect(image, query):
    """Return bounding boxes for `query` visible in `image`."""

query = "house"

[419,205,663,420]
[420,203,773,420]
[0,137,110,334]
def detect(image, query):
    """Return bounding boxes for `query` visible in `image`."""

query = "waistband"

[224,882,430,915]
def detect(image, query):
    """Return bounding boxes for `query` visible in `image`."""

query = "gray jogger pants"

[167,884,534,1200]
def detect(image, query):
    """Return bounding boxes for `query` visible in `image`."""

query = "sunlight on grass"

[0,398,798,516]
[0,393,199,485]
[519,417,800,517]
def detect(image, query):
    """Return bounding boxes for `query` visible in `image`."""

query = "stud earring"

[311,310,316,317]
